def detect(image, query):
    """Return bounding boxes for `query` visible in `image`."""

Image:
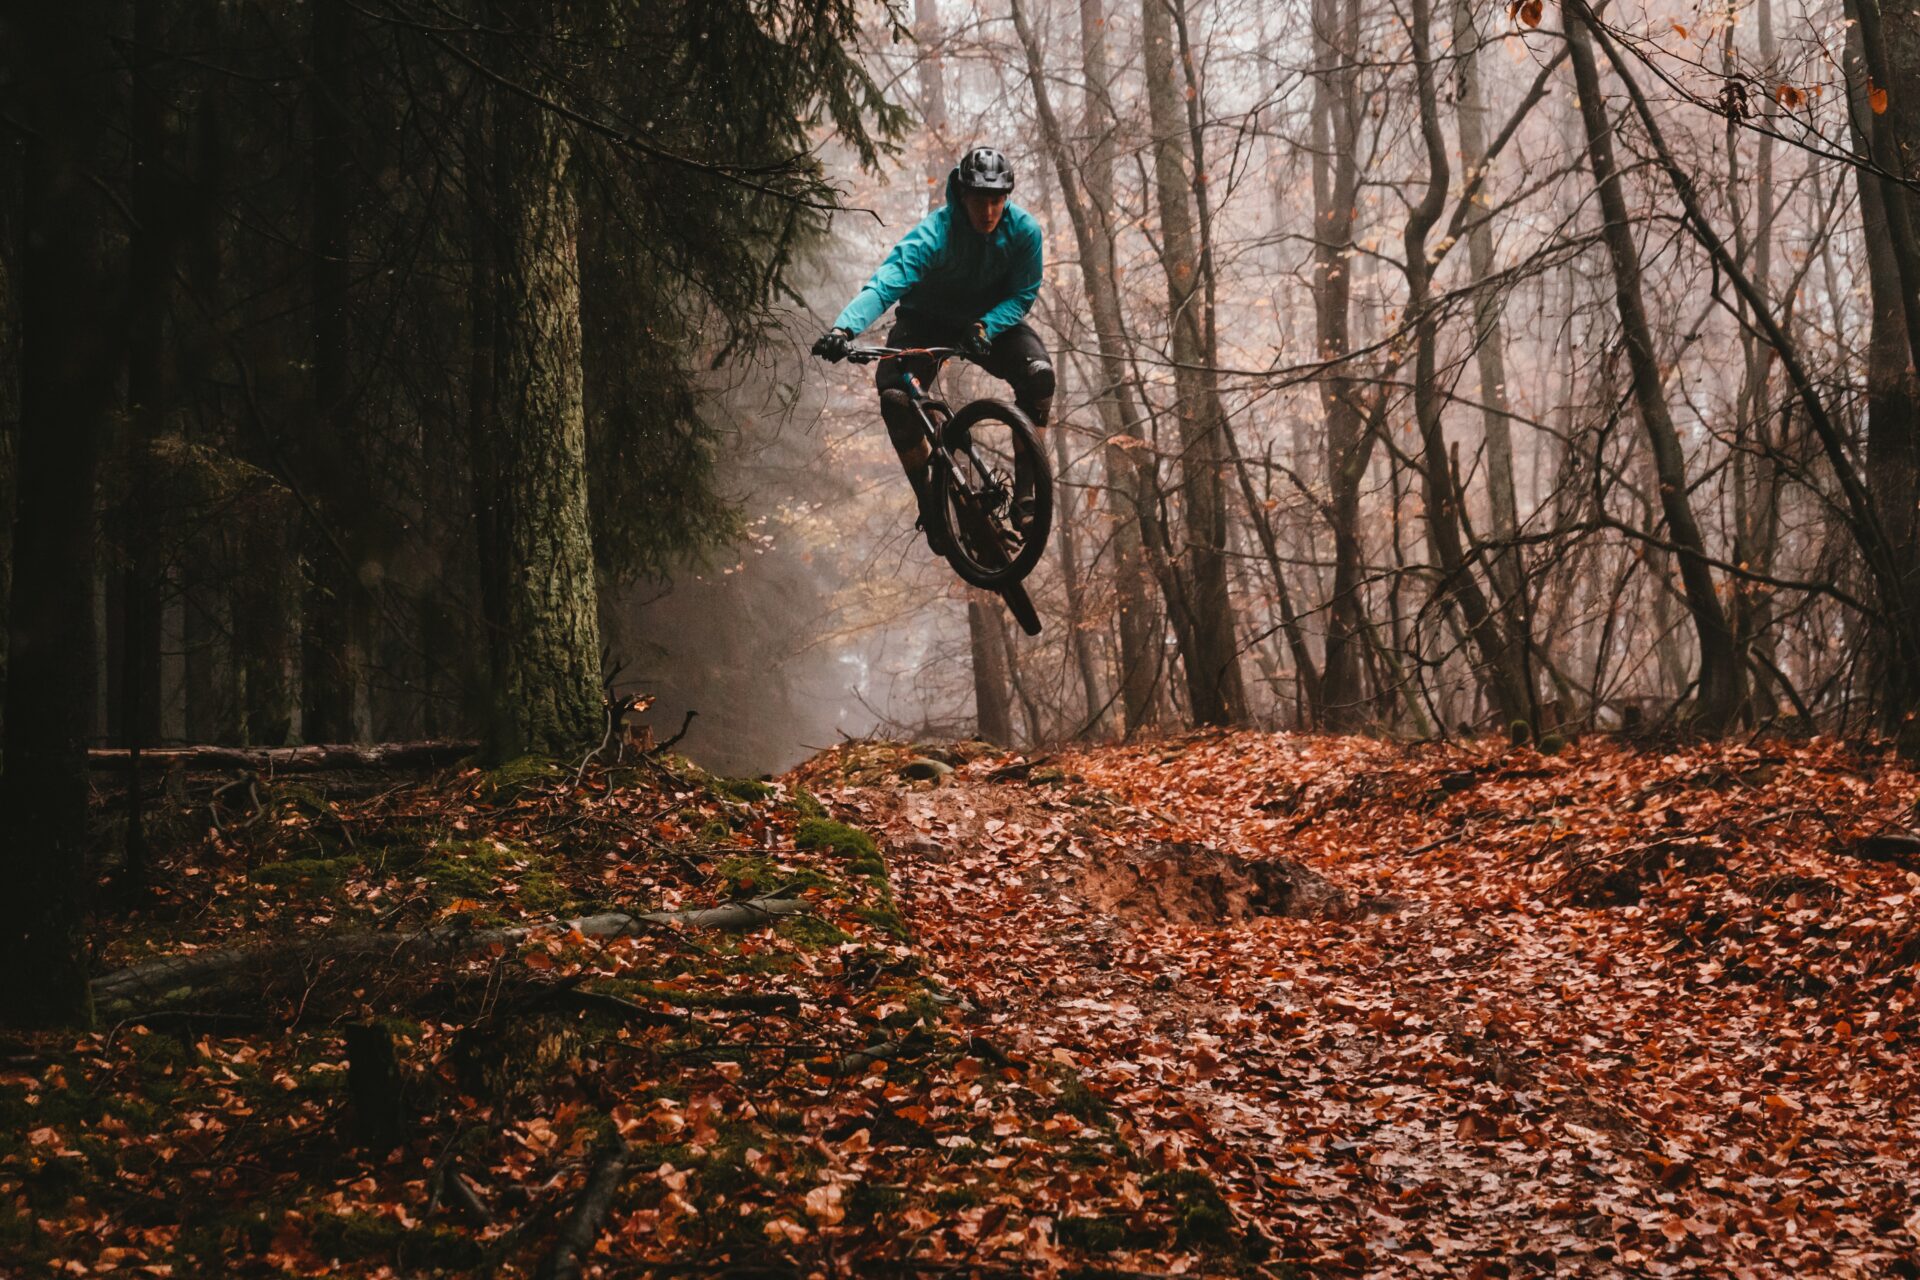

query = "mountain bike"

[841,345,1053,636]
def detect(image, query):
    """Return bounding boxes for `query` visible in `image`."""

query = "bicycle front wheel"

[932,399,1054,589]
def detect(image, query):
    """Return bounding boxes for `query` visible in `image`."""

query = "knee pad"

[1023,358,1055,401]
[879,388,922,450]
[1018,359,1055,427]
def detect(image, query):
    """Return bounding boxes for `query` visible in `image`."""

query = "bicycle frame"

[847,346,1007,508]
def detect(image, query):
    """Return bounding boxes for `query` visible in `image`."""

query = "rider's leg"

[977,323,1053,530]
[875,321,950,553]
[979,322,1054,427]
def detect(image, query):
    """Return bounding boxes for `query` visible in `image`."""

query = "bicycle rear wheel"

[932,399,1053,590]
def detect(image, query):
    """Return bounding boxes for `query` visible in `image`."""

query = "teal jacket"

[832,169,1044,339]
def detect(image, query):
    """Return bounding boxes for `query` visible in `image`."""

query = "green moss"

[1146,1169,1236,1251]
[699,1125,765,1200]
[423,839,570,912]
[268,782,333,818]
[477,754,561,804]
[716,777,776,802]
[0,1201,42,1265]
[252,853,362,892]
[1030,766,1068,785]
[794,818,879,866]
[1539,733,1566,755]
[776,915,851,948]
[628,1141,698,1169]
[308,1212,483,1270]
[713,855,835,899]
[1053,1070,1112,1126]
[1056,1214,1128,1253]
[790,788,827,819]
[847,1181,905,1225]
[1062,1139,1114,1169]
[931,1182,985,1210]
[853,904,910,940]
[174,1205,279,1266]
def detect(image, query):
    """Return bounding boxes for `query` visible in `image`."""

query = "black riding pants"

[874,314,1054,449]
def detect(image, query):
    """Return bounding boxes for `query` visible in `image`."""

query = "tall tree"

[1402,0,1531,728]
[968,596,1015,744]
[469,10,604,760]
[0,0,116,1026]
[303,0,367,744]
[1141,0,1245,725]
[1008,0,1161,733]
[1450,0,1536,721]
[1849,0,1920,729]
[1565,4,1745,731]
[1309,0,1373,729]
[917,0,1014,743]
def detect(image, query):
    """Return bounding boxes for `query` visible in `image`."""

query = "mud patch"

[1077,841,1355,926]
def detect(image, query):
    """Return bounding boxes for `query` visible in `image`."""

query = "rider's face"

[963,191,1007,235]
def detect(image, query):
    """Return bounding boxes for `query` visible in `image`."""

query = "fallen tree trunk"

[87,740,480,773]
[92,897,809,1020]
[537,1133,630,1280]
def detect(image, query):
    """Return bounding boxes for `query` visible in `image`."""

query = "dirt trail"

[802,733,1920,1278]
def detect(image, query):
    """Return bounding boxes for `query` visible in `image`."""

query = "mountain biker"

[812,146,1052,553]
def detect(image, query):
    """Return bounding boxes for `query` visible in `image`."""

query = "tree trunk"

[237,508,298,745]
[918,0,1014,738]
[1006,0,1159,734]
[1050,424,1107,733]
[1564,8,1744,732]
[471,39,605,760]
[1403,0,1532,729]
[1852,0,1920,728]
[0,0,115,1027]
[1727,0,1783,723]
[122,0,171,753]
[1310,0,1372,730]
[1451,0,1537,726]
[0,106,20,745]
[302,0,367,744]
[968,595,1014,745]
[1141,0,1244,726]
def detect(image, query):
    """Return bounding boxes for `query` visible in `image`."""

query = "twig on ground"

[536,1132,631,1280]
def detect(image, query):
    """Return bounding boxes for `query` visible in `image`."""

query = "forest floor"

[3,731,1918,1277]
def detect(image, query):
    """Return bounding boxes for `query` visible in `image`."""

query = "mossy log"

[91,897,809,1020]
[87,740,478,774]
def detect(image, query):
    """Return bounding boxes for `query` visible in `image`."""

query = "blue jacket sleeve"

[979,222,1043,338]
[832,212,943,336]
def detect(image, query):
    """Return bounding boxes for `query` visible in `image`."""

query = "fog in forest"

[8,0,1920,774]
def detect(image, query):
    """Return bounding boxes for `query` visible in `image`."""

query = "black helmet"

[957,146,1015,195]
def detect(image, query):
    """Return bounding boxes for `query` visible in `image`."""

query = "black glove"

[962,322,992,360]
[812,328,852,362]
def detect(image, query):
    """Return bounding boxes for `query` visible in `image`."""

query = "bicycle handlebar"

[843,345,966,366]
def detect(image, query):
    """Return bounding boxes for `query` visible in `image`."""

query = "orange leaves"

[1775,84,1805,110]
[1870,79,1890,114]
[1509,0,1544,28]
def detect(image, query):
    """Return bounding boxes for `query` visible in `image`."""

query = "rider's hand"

[812,328,852,362]
[962,322,992,360]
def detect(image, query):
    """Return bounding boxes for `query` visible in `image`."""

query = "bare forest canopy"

[7,0,1920,785]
